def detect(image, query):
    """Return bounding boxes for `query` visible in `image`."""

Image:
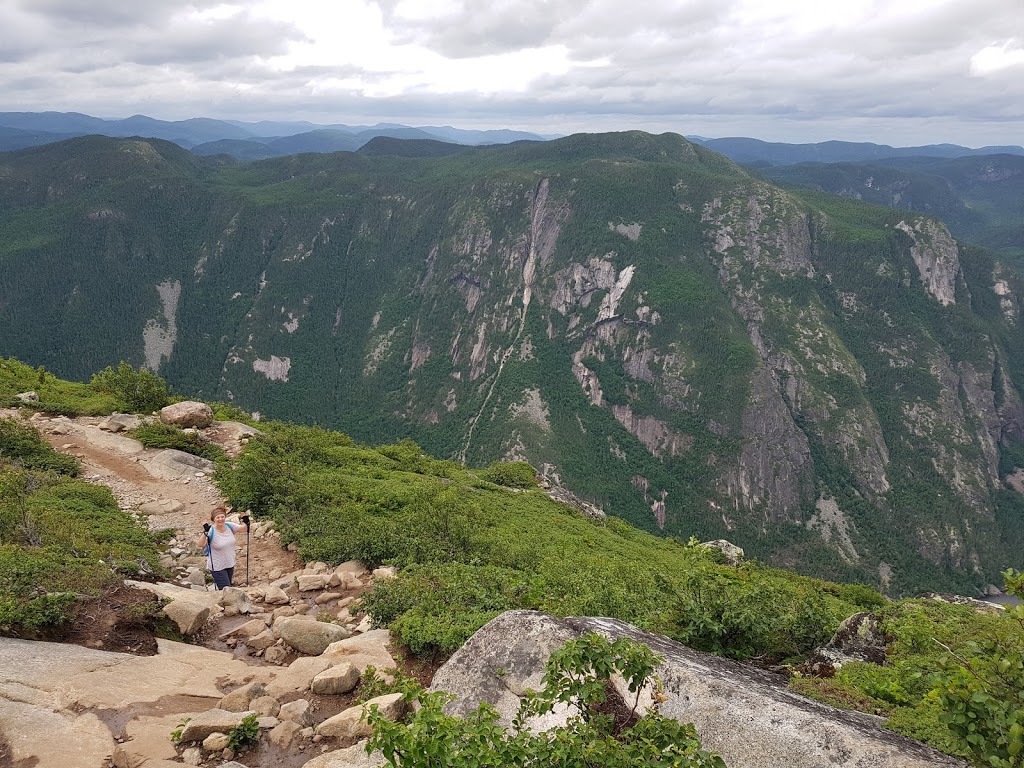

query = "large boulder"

[279,617,352,656]
[810,612,888,668]
[160,401,214,429]
[311,663,360,695]
[430,611,967,768]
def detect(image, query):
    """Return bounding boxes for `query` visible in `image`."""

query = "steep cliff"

[1,132,1022,593]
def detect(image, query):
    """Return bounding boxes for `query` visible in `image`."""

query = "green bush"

[90,362,169,413]
[477,461,538,488]
[0,418,79,476]
[130,421,224,462]
[367,633,727,768]
[227,713,261,751]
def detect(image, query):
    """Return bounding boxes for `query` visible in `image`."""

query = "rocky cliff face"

[2,133,1023,594]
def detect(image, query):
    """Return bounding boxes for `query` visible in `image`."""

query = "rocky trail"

[0,408,425,768]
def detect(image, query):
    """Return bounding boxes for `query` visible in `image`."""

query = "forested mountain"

[758,155,1024,263]
[1,132,1023,595]
[688,136,1024,165]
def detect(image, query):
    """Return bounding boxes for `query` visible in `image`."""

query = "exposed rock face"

[160,401,214,429]
[701,539,744,566]
[895,218,960,306]
[143,278,181,372]
[726,366,814,522]
[810,612,887,667]
[432,611,966,768]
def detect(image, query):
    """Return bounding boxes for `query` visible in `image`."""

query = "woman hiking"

[196,505,249,590]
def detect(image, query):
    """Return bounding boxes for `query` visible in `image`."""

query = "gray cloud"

[0,0,1021,145]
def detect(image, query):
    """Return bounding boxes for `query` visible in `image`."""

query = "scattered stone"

[354,616,372,634]
[263,585,290,605]
[317,694,405,739]
[315,591,341,605]
[160,401,214,428]
[218,682,265,712]
[247,630,276,651]
[322,630,398,675]
[15,391,38,402]
[202,732,230,751]
[187,570,206,587]
[220,587,253,615]
[920,592,1007,615]
[98,413,141,433]
[258,716,279,729]
[145,449,216,481]
[300,740,386,768]
[250,695,281,717]
[298,574,327,592]
[371,566,398,580]
[334,561,370,578]
[272,605,297,620]
[311,662,360,695]
[221,619,268,641]
[278,617,352,656]
[162,600,211,636]
[269,720,302,749]
[279,699,311,726]
[182,746,203,766]
[264,645,289,665]
[178,709,255,743]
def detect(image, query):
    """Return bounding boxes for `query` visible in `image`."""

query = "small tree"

[935,570,1024,768]
[367,632,727,767]
[90,362,169,413]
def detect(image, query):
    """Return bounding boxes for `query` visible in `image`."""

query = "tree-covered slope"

[1,132,1022,594]
[759,154,1024,263]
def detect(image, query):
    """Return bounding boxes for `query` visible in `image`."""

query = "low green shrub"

[477,460,537,488]
[90,362,169,413]
[130,421,224,462]
[227,713,261,751]
[367,633,727,768]
[0,418,79,476]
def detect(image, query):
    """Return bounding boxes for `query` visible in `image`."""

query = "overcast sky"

[2,0,1023,145]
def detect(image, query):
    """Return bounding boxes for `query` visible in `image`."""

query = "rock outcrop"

[431,611,967,768]
[160,401,214,429]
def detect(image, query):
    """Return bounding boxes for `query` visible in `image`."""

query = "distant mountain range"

[0,111,551,157]
[687,136,1024,165]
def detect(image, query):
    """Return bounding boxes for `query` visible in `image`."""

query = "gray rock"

[202,732,230,751]
[279,617,352,656]
[269,720,302,748]
[298,574,327,591]
[431,611,967,768]
[139,498,185,516]
[701,539,745,566]
[810,612,887,668]
[160,401,214,428]
[145,449,216,481]
[178,709,254,743]
[317,694,405,740]
[98,413,141,432]
[311,663,360,695]
[218,682,265,712]
[279,698,312,726]
[299,740,385,768]
[250,695,280,717]
[15,391,39,402]
[263,585,290,605]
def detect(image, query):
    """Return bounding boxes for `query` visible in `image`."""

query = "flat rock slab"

[138,498,186,516]
[0,637,256,768]
[322,630,397,674]
[145,449,216,480]
[431,611,968,768]
[74,424,146,455]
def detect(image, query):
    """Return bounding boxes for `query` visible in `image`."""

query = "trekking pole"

[243,511,251,587]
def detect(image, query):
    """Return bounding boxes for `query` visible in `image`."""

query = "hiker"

[196,505,250,590]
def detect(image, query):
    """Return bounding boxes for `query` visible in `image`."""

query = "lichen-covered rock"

[701,539,744,566]
[431,611,967,768]
[160,401,214,428]
[810,612,887,667]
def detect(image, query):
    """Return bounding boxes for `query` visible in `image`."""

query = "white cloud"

[0,0,1022,145]
[971,40,1024,75]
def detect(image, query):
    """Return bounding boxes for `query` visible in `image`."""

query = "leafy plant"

[0,418,79,476]
[933,570,1024,768]
[129,421,224,461]
[90,362,169,413]
[170,717,191,744]
[356,664,421,704]
[477,461,537,489]
[227,713,261,751]
[366,632,727,768]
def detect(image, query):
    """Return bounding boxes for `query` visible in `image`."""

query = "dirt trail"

[11,409,300,588]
